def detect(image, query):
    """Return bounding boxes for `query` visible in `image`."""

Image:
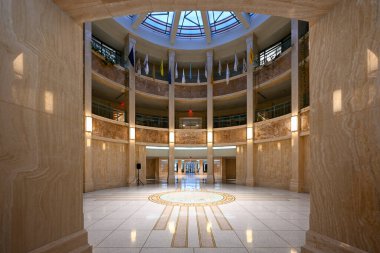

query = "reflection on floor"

[84,176,309,253]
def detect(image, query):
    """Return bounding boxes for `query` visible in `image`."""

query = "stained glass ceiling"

[134,11,252,40]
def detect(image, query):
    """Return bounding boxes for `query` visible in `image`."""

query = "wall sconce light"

[291,115,298,132]
[85,116,92,132]
[169,131,175,143]
[247,127,253,140]
[207,131,213,143]
[130,127,135,140]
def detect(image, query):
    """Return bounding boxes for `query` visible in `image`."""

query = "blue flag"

[128,47,134,67]
[168,70,172,85]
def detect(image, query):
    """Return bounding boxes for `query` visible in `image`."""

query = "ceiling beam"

[170,11,181,45]
[201,11,211,44]
[132,13,148,30]
[235,12,250,29]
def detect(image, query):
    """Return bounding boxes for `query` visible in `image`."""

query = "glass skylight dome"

[136,11,249,39]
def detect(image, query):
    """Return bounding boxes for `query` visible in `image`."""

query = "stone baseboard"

[30,230,91,253]
[302,230,368,253]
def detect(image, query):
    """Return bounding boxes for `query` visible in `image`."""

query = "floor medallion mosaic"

[148,190,236,207]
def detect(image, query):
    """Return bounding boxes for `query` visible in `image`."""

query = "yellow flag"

[160,59,164,77]
[249,47,254,65]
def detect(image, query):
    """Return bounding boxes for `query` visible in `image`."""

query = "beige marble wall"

[146,158,158,181]
[91,140,128,190]
[236,145,247,185]
[254,140,292,189]
[213,75,247,96]
[0,0,90,252]
[92,52,126,86]
[304,0,380,252]
[175,84,207,98]
[136,75,169,97]
[93,117,128,140]
[255,115,291,140]
[214,126,246,144]
[300,136,311,193]
[136,127,168,144]
[300,109,310,132]
[135,145,147,184]
[175,130,207,145]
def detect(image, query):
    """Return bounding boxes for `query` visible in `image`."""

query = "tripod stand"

[136,168,144,186]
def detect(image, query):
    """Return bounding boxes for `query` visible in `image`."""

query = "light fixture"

[169,131,175,143]
[291,115,298,132]
[85,116,92,132]
[130,127,135,140]
[247,127,253,140]
[207,131,213,143]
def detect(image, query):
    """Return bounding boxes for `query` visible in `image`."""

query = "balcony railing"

[92,101,126,122]
[136,113,168,128]
[259,35,291,66]
[255,101,291,122]
[214,114,247,128]
[91,36,123,66]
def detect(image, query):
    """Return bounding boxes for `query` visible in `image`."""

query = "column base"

[302,230,367,253]
[167,175,176,184]
[246,178,255,187]
[289,179,303,192]
[30,230,91,253]
[207,175,215,184]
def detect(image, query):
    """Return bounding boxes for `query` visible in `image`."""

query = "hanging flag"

[204,65,208,78]
[182,69,186,84]
[136,58,141,75]
[189,64,192,80]
[243,58,247,73]
[175,62,178,79]
[197,69,200,84]
[249,47,254,65]
[152,64,156,79]
[218,60,222,76]
[144,55,149,75]
[160,59,164,77]
[168,70,172,85]
[226,63,230,85]
[128,47,135,67]
[234,53,238,72]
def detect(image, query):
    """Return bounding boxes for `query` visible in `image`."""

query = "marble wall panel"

[213,75,247,96]
[146,158,158,180]
[175,130,207,145]
[214,127,246,144]
[0,0,90,252]
[301,136,311,193]
[254,50,291,85]
[255,116,291,140]
[136,75,169,97]
[136,127,168,144]
[91,140,128,190]
[235,145,247,185]
[135,145,147,184]
[175,84,207,98]
[92,52,126,86]
[92,117,128,140]
[254,139,292,189]
[304,0,380,252]
[300,109,310,132]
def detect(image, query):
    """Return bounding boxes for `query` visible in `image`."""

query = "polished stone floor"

[84,176,309,253]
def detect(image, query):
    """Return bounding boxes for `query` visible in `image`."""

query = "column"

[289,19,303,192]
[125,35,137,185]
[83,22,94,192]
[245,34,257,187]
[168,50,176,184]
[206,51,214,184]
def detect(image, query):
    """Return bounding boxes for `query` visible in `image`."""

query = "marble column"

[206,51,215,184]
[83,22,94,192]
[289,19,303,192]
[168,50,176,184]
[303,0,380,252]
[125,35,136,185]
[245,34,257,186]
